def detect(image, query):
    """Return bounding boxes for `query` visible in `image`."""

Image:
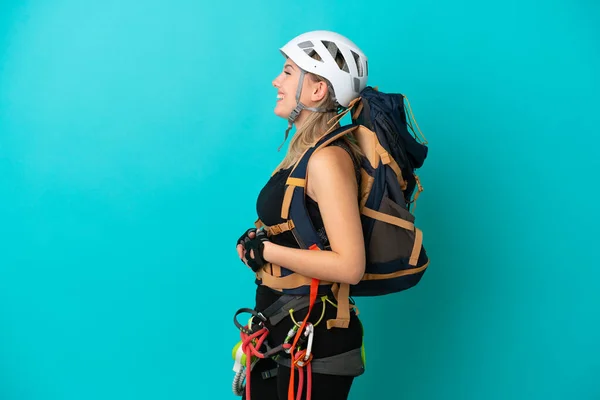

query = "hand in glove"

[236,228,270,272]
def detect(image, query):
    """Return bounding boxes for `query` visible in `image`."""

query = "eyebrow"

[284,64,295,71]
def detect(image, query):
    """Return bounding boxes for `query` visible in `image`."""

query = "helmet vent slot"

[351,50,364,77]
[322,40,349,73]
[297,40,314,49]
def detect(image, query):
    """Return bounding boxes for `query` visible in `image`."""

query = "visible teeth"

[277,94,284,99]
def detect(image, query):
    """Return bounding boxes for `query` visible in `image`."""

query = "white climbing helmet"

[280,30,369,108]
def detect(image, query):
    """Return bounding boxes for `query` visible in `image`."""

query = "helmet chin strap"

[278,69,337,151]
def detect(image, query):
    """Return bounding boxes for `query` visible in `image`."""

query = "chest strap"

[254,219,295,237]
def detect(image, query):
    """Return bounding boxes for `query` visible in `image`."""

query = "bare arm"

[261,146,365,285]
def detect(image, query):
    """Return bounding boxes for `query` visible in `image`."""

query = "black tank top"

[256,139,361,250]
[254,139,361,310]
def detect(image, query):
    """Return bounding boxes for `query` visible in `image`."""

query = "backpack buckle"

[266,220,295,236]
[270,225,283,235]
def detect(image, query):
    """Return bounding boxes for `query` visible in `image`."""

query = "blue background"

[1,0,598,399]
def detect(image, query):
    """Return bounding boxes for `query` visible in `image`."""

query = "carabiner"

[234,308,267,335]
[283,325,299,354]
[293,324,314,368]
[304,323,314,361]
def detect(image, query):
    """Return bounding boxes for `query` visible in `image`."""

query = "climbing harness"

[231,291,365,399]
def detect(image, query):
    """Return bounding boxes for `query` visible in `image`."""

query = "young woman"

[235,30,369,400]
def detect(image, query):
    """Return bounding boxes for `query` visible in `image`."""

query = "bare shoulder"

[306,145,357,201]
[308,144,355,173]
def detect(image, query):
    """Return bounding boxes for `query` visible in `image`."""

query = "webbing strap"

[315,125,359,151]
[257,266,357,330]
[261,294,325,326]
[361,207,422,267]
[375,143,406,189]
[275,347,365,377]
[261,294,300,318]
[257,267,333,290]
[271,264,281,280]
[361,260,429,281]
[410,228,423,266]
[410,173,424,212]
[361,207,415,231]
[264,220,295,236]
[327,283,351,329]
[286,177,305,187]
[351,100,363,120]
[262,368,278,380]
[281,186,295,220]
[324,101,356,131]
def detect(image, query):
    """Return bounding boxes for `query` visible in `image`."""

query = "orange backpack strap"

[326,283,352,329]
[281,177,305,220]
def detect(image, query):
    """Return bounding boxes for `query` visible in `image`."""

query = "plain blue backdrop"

[1,0,598,399]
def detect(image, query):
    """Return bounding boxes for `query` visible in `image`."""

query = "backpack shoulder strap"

[280,124,360,247]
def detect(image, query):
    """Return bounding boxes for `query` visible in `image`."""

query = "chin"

[274,103,289,119]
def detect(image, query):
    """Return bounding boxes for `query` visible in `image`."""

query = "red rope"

[297,362,304,400]
[239,321,294,399]
[307,362,312,400]
[240,325,268,399]
[288,278,319,400]
[292,349,314,400]
[241,323,316,400]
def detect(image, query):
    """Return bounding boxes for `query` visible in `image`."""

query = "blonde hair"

[275,55,363,171]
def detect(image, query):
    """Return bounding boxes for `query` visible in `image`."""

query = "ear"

[310,80,328,103]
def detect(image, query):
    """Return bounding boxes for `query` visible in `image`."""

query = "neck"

[292,109,307,130]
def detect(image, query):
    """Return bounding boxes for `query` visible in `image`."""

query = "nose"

[272,72,283,88]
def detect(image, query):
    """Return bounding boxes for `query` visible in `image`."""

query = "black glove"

[237,228,256,267]
[240,229,270,272]
[237,228,257,247]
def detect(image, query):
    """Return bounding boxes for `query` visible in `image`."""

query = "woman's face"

[271,59,326,121]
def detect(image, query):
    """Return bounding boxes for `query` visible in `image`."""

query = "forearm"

[261,241,364,285]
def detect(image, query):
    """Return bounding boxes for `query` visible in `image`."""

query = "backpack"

[254,86,430,329]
